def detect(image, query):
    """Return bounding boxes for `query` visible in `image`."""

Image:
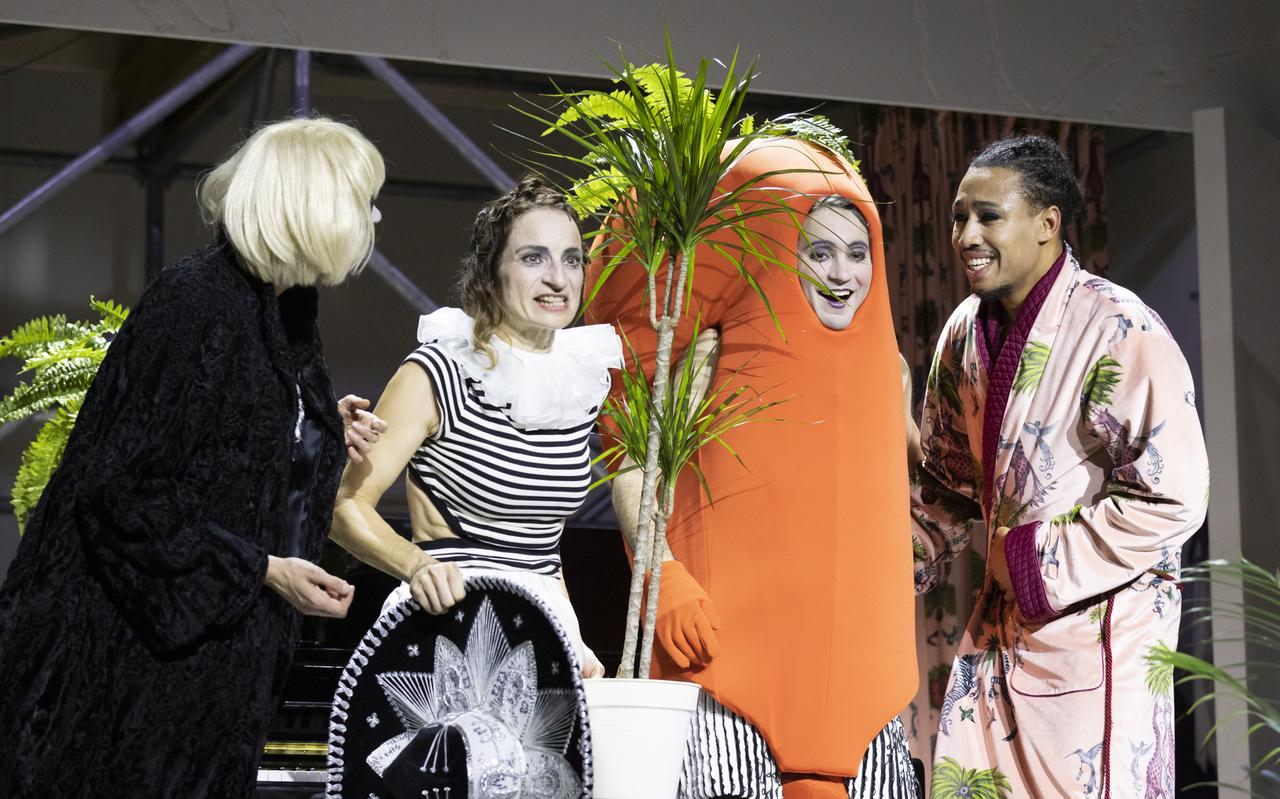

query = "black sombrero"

[326,575,592,799]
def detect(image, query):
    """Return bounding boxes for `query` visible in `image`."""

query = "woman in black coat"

[0,117,386,797]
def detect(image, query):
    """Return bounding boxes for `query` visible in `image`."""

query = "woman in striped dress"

[329,175,620,677]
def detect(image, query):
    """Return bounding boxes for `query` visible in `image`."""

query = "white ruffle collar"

[416,307,623,430]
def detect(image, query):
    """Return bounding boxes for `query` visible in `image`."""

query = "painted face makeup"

[797,203,873,331]
[495,207,585,350]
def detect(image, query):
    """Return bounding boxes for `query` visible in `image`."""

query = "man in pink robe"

[909,134,1209,797]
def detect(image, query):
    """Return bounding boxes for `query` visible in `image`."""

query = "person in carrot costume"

[590,138,919,799]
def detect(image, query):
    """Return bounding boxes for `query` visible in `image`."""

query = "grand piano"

[255,498,629,796]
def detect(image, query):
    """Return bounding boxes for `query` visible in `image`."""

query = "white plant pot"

[584,677,701,799]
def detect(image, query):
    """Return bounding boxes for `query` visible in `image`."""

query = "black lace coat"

[0,242,347,797]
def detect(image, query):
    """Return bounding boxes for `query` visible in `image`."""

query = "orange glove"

[652,560,722,669]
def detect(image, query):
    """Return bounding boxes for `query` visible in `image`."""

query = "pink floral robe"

[911,250,1209,798]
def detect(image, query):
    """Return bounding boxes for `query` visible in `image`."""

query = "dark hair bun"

[971,134,1084,229]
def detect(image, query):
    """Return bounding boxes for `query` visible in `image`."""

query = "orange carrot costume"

[588,139,917,790]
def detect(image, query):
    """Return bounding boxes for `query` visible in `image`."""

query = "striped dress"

[680,693,919,799]
[403,341,597,575]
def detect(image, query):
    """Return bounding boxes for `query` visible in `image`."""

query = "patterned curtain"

[852,106,1109,773]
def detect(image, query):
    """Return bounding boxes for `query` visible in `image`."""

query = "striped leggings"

[678,692,918,799]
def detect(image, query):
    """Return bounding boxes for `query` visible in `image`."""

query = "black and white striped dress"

[403,341,598,575]
[680,693,919,799]
[376,308,621,667]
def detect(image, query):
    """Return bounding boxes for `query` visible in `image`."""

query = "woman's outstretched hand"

[338,394,388,463]
[265,556,354,617]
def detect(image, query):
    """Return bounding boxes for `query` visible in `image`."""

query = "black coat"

[0,241,347,797]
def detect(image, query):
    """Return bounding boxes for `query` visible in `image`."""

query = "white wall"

[3,0,1279,133]
[1194,107,1280,792]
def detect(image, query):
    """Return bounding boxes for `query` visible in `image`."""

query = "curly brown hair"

[458,174,582,365]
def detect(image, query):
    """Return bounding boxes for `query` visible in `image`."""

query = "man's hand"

[338,394,388,464]
[653,560,721,669]
[265,556,354,617]
[409,559,466,615]
[989,526,1013,598]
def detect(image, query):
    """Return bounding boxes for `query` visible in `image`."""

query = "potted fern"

[1,298,129,531]
[519,41,850,798]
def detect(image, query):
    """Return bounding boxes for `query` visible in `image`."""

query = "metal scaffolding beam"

[248,49,279,129]
[0,147,497,203]
[0,43,443,315]
[357,55,515,193]
[0,43,258,238]
[366,249,438,314]
[291,49,311,117]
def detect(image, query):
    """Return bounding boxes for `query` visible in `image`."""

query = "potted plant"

[0,298,129,531]
[521,40,857,798]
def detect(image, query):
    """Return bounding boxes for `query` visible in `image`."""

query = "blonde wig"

[198,117,385,287]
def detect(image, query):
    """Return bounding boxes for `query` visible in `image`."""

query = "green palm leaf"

[1050,504,1084,526]
[1144,641,1175,695]
[1013,341,1051,394]
[594,325,787,501]
[928,350,965,417]
[1080,354,1122,411]
[931,757,1012,799]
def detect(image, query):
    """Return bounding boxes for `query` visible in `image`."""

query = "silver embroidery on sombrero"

[363,596,582,799]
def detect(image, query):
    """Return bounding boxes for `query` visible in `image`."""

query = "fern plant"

[0,297,128,531]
